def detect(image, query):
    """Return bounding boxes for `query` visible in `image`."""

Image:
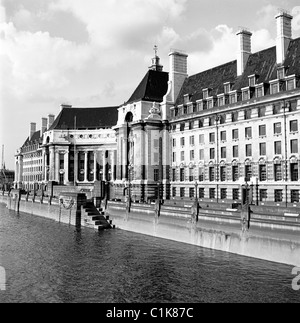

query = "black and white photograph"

[0,0,300,307]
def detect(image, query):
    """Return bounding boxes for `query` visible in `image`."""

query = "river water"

[0,203,299,303]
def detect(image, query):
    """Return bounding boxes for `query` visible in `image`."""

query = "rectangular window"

[199,149,204,161]
[221,189,227,200]
[259,165,267,182]
[189,168,194,182]
[274,142,282,155]
[290,120,298,133]
[180,188,185,198]
[221,147,227,159]
[260,143,266,156]
[233,189,239,201]
[180,137,185,146]
[256,87,263,98]
[291,164,299,182]
[181,151,185,162]
[172,187,176,198]
[274,164,282,181]
[209,167,215,182]
[180,123,185,131]
[180,168,185,182]
[232,112,238,122]
[232,129,239,140]
[274,123,282,135]
[189,188,195,198]
[275,190,283,203]
[210,148,215,160]
[190,136,195,146]
[199,167,204,182]
[218,97,224,107]
[271,83,279,94]
[291,140,299,154]
[258,107,266,117]
[172,139,176,147]
[245,127,252,139]
[233,146,239,158]
[273,104,281,115]
[189,121,194,130]
[154,169,159,182]
[220,166,227,182]
[243,90,249,101]
[209,188,216,199]
[230,94,236,104]
[245,110,252,120]
[246,144,252,157]
[291,190,300,203]
[245,165,252,182]
[172,169,176,182]
[221,131,227,142]
[260,189,268,202]
[172,152,176,163]
[209,133,215,143]
[232,166,239,182]
[190,150,195,161]
[199,119,204,128]
[199,188,205,199]
[249,76,256,87]
[199,134,205,144]
[259,125,266,137]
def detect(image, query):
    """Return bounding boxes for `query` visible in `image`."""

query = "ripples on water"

[0,204,299,303]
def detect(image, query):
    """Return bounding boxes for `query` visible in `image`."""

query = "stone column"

[94,151,98,182]
[74,151,78,185]
[42,151,46,181]
[103,151,107,181]
[112,150,116,181]
[84,151,88,182]
[49,146,55,181]
[55,150,60,183]
[64,150,69,185]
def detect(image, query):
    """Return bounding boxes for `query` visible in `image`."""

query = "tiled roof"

[175,61,237,106]
[49,107,119,130]
[126,69,169,105]
[22,131,41,148]
[175,37,300,107]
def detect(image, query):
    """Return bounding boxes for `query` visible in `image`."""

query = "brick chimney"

[47,114,55,130]
[275,10,293,65]
[168,50,188,103]
[41,118,48,134]
[30,123,36,141]
[236,29,252,76]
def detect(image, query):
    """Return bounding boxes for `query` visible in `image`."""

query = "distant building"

[0,167,14,190]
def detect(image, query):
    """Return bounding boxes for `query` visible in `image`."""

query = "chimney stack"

[30,123,36,141]
[168,50,188,103]
[275,10,293,65]
[236,29,252,76]
[47,114,55,130]
[41,118,48,134]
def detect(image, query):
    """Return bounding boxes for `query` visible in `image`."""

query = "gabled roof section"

[233,46,277,90]
[22,131,41,148]
[49,107,119,130]
[284,37,300,76]
[175,61,237,106]
[126,69,169,105]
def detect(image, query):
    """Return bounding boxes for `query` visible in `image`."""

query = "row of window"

[173,100,298,130]
[172,163,299,183]
[172,187,300,203]
[174,121,299,146]
[173,139,299,162]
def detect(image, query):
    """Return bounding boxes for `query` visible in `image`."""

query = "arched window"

[125,112,133,123]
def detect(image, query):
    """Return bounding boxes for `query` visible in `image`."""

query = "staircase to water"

[83,201,115,231]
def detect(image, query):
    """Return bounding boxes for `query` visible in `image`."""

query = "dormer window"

[224,82,232,94]
[248,74,259,87]
[277,67,286,80]
[270,80,279,95]
[184,94,191,104]
[229,90,240,104]
[256,85,263,98]
[203,88,212,99]
[242,88,249,101]
[218,95,224,107]
[286,76,296,91]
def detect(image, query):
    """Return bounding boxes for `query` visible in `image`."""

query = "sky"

[1,0,300,169]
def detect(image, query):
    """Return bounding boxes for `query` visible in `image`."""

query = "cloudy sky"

[1,0,300,169]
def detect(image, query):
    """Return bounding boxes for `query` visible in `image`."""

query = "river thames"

[0,203,299,303]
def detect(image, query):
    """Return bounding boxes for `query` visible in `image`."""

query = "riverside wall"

[1,192,300,267]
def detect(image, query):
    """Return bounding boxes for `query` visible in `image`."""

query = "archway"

[125,112,133,123]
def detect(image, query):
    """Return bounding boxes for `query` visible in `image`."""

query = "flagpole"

[74,116,77,186]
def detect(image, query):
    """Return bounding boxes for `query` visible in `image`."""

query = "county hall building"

[15,11,300,207]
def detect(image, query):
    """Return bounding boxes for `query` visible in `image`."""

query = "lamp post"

[195,179,198,202]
